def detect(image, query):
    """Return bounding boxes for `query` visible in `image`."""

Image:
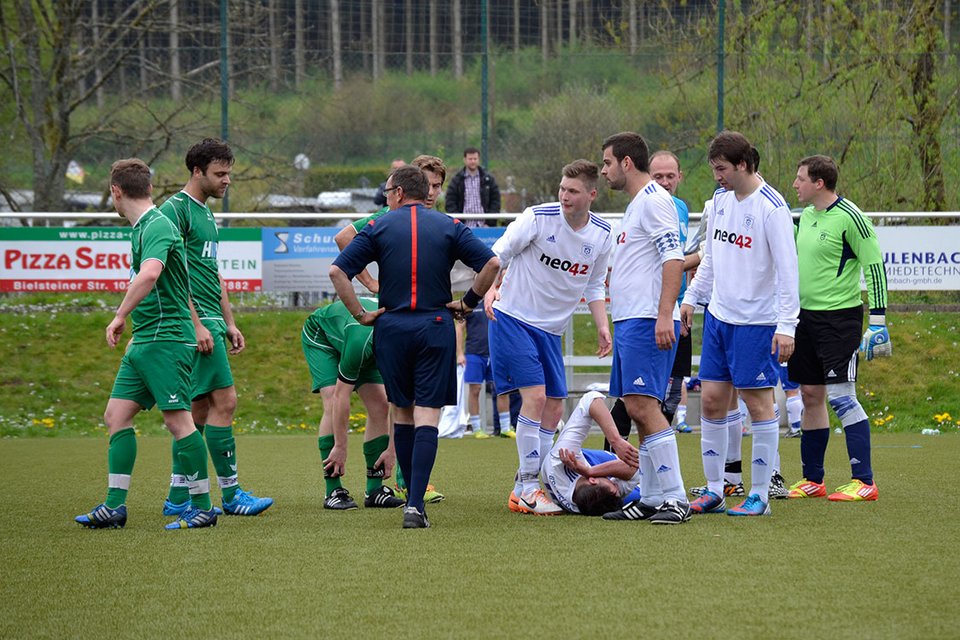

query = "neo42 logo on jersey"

[713,227,753,249]
[539,252,589,276]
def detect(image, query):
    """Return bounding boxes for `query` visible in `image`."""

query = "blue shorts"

[699,310,780,389]
[488,310,566,398]
[373,310,457,409]
[463,353,493,385]
[609,318,679,401]
[778,362,799,391]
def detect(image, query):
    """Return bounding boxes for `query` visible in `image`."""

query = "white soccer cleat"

[515,489,564,516]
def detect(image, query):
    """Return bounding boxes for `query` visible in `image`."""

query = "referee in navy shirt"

[330,165,500,529]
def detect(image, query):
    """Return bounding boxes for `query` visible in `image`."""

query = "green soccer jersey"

[350,207,389,233]
[795,197,887,312]
[129,207,194,343]
[303,298,380,382]
[159,192,223,320]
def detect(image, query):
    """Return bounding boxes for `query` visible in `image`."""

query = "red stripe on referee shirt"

[410,205,418,310]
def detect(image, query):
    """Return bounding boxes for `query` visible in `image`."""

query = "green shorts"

[110,341,194,411]
[192,318,235,399]
[301,330,383,392]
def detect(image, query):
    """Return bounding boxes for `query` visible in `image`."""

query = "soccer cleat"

[675,421,692,434]
[223,489,274,516]
[500,429,517,439]
[602,500,659,521]
[402,506,430,529]
[163,499,223,517]
[424,484,445,504]
[515,489,564,515]
[690,480,744,498]
[727,494,771,516]
[784,428,802,438]
[474,431,491,439]
[164,506,219,529]
[787,479,827,499]
[649,499,692,525]
[75,503,127,529]
[828,479,879,502]
[323,487,359,511]
[508,491,523,513]
[393,484,407,501]
[768,472,789,500]
[689,490,726,514]
[364,485,406,508]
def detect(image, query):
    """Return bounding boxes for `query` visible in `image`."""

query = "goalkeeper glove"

[860,314,892,360]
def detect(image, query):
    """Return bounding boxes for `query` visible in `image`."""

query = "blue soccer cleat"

[164,506,219,530]
[689,490,726,514]
[163,499,223,517]
[727,494,771,516]
[222,489,274,516]
[75,503,127,529]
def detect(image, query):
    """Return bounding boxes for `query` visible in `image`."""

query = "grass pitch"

[1,432,957,639]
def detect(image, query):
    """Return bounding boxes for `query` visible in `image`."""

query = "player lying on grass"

[535,390,641,516]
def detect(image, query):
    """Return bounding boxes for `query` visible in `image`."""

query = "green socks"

[204,425,239,503]
[176,430,212,510]
[363,435,390,494]
[166,423,204,505]
[319,434,342,496]
[105,427,137,508]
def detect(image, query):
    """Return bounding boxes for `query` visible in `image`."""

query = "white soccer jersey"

[682,182,800,336]
[492,203,613,335]
[608,181,683,322]
[541,391,641,514]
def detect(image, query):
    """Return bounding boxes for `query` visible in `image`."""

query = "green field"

[1,298,957,437]
[1,432,957,638]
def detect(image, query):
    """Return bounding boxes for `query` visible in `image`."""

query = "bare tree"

[453,0,463,78]
[405,0,414,75]
[295,0,305,87]
[169,0,181,102]
[331,0,342,89]
[269,0,280,91]
[92,0,104,109]
[429,0,438,76]
[541,0,549,62]
[0,1,190,212]
[569,0,577,46]
[513,0,520,57]
[372,0,383,79]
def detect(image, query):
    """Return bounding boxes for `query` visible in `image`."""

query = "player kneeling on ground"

[302,298,404,511]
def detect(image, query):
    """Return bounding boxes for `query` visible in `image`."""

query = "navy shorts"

[373,310,457,409]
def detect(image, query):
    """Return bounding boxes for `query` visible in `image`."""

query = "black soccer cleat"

[602,500,659,521]
[323,487,358,511]
[364,485,406,508]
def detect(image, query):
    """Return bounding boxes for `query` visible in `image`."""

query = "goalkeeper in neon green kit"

[786,154,890,502]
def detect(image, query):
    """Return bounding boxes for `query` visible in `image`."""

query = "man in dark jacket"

[445,147,501,227]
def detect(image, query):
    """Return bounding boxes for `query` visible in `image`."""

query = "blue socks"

[393,423,415,493]
[843,420,873,484]
[800,428,830,483]
[406,426,439,512]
